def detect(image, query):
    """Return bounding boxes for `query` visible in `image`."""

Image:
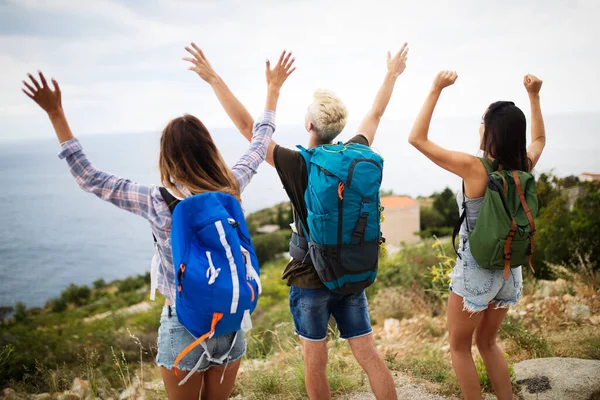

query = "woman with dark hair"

[21,43,296,400]
[408,71,545,400]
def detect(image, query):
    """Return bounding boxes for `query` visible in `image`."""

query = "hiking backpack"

[452,158,538,280]
[290,142,385,294]
[159,188,261,383]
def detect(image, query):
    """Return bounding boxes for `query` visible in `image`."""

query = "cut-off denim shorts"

[156,305,246,372]
[449,236,523,313]
[289,286,372,341]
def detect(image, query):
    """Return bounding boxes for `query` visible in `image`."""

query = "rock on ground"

[513,357,600,400]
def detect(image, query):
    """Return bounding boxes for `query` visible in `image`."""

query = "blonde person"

[184,43,409,400]
[408,71,545,400]
[21,44,296,400]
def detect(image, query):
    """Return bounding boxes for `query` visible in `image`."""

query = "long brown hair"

[159,114,240,201]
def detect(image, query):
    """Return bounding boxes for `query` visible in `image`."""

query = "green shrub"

[475,353,515,392]
[60,283,92,306]
[50,297,68,313]
[13,302,27,323]
[500,315,554,358]
[118,276,146,294]
[252,230,291,264]
[93,278,107,289]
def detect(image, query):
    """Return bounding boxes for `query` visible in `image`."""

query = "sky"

[0,0,599,143]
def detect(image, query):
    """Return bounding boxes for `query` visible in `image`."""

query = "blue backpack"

[159,188,260,382]
[290,143,384,294]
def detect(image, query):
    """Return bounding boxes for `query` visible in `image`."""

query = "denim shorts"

[289,286,372,341]
[450,236,523,313]
[156,305,246,371]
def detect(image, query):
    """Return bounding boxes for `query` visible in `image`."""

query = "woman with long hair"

[408,71,545,400]
[21,43,296,400]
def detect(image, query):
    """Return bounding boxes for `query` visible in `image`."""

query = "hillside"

[1,237,599,399]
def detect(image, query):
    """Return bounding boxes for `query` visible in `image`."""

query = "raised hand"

[265,50,296,91]
[387,43,409,78]
[432,70,458,91]
[183,42,219,85]
[523,74,542,96]
[22,72,62,114]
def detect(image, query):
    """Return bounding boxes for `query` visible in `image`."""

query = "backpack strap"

[152,187,181,244]
[511,170,536,276]
[159,187,180,213]
[452,181,468,258]
[503,216,518,280]
[174,312,223,378]
[478,157,500,173]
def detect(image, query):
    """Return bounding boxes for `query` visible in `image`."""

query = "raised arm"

[523,74,545,169]
[22,72,159,220]
[408,71,480,180]
[183,42,255,141]
[356,43,409,145]
[230,51,296,190]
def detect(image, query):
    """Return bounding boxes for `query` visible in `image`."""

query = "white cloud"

[0,0,598,142]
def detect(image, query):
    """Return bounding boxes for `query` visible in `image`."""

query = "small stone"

[32,394,52,400]
[71,378,89,398]
[567,304,591,322]
[56,392,82,400]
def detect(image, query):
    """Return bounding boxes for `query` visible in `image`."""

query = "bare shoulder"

[463,158,490,198]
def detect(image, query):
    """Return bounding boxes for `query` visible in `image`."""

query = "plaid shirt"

[58,111,276,303]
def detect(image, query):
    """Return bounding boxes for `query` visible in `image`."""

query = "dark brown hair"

[482,101,532,172]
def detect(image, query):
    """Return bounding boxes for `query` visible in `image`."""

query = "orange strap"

[247,281,255,302]
[338,182,345,201]
[512,171,536,275]
[174,312,223,375]
[503,217,517,280]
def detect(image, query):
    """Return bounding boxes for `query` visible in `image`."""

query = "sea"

[1,113,599,308]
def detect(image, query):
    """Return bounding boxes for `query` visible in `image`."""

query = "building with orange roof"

[579,173,600,183]
[380,195,420,246]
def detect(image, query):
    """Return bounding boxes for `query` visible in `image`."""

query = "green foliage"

[475,353,515,392]
[0,306,13,323]
[246,201,292,234]
[418,226,453,239]
[500,315,554,358]
[118,276,146,294]
[420,207,444,230]
[13,302,27,323]
[372,239,455,308]
[432,188,459,227]
[535,179,600,275]
[252,230,291,265]
[93,278,107,289]
[60,283,92,306]
[50,297,68,313]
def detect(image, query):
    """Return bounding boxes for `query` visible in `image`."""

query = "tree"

[570,183,600,270]
[13,302,27,323]
[420,207,444,230]
[432,188,459,227]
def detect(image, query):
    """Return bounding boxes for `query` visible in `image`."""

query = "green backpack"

[452,158,538,280]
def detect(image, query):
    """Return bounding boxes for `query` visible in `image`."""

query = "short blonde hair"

[307,89,348,142]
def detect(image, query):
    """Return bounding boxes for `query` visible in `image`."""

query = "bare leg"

[201,359,242,400]
[474,305,513,400]
[300,337,330,400]
[447,292,484,400]
[160,367,204,400]
[348,333,397,400]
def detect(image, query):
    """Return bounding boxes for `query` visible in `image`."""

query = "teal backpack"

[289,142,385,294]
[453,158,538,279]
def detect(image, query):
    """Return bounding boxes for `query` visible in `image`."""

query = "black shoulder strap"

[158,187,180,213]
[452,181,468,258]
